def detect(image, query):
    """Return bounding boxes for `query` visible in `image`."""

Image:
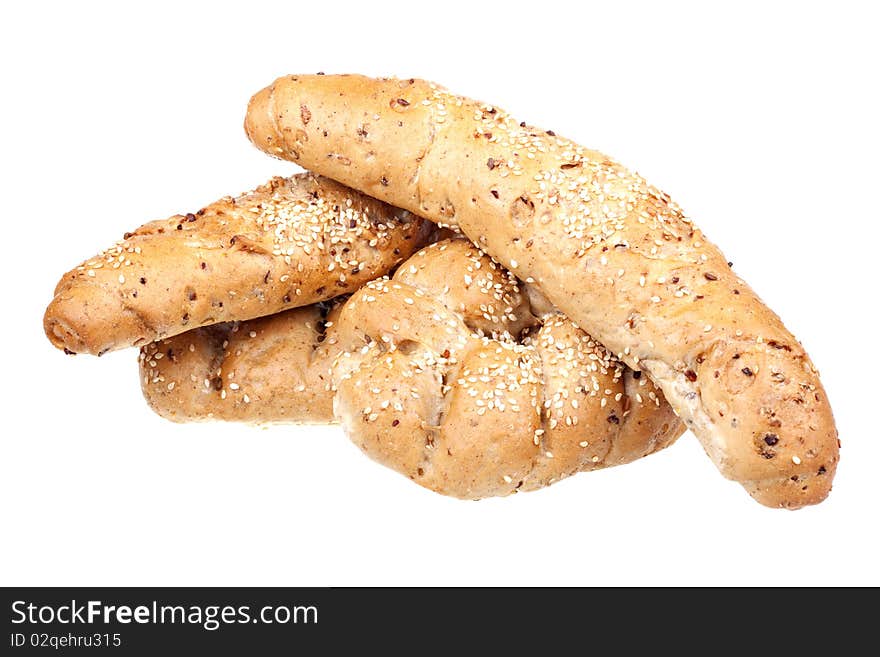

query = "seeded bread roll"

[245,74,838,508]
[45,173,431,355]
[331,239,683,499]
[140,301,343,423]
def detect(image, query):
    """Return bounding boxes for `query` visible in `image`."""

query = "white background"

[2,1,877,586]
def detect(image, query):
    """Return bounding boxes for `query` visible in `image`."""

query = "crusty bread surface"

[140,301,342,424]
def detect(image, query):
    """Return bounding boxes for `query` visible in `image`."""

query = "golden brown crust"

[139,302,342,424]
[331,239,683,499]
[245,74,838,508]
[45,172,431,355]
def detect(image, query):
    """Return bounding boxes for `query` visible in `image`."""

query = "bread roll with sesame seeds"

[139,300,343,424]
[331,239,683,499]
[245,74,838,508]
[45,173,431,356]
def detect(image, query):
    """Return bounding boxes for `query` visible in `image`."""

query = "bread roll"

[331,239,683,498]
[244,74,838,507]
[45,173,430,355]
[140,301,342,423]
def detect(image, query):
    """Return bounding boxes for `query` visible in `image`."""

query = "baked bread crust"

[45,173,430,355]
[140,301,342,424]
[245,74,838,507]
[331,239,683,499]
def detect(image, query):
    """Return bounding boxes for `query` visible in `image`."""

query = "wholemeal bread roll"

[245,74,838,508]
[331,239,683,499]
[140,300,343,423]
[45,173,431,355]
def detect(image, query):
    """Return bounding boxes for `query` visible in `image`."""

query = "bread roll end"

[45,283,149,356]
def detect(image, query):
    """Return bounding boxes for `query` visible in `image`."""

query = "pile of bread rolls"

[44,75,838,508]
